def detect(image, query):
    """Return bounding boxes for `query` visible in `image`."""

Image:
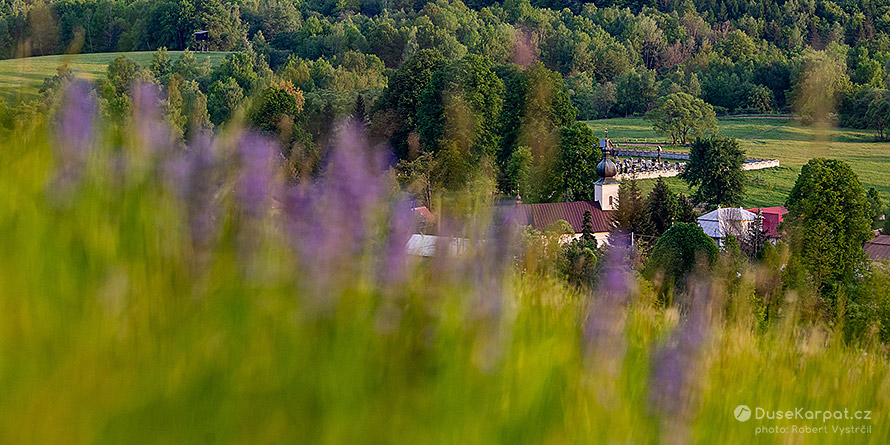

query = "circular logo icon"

[734,405,752,422]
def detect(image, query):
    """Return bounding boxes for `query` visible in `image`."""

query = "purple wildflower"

[183,135,220,246]
[236,132,279,218]
[319,122,389,252]
[469,208,524,321]
[51,80,98,195]
[281,122,392,307]
[132,82,173,154]
[649,279,712,433]
[379,199,417,289]
[583,243,634,365]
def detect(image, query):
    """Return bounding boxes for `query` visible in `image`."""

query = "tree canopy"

[647,222,718,294]
[645,92,717,145]
[785,158,873,305]
[680,136,746,207]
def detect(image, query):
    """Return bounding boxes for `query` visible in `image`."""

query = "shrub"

[647,222,718,299]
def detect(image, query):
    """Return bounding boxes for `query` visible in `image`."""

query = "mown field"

[584,118,890,208]
[0,51,231,101]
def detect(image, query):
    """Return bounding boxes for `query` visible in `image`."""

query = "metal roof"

[405,234,470,257]
[866,235,890,261]
[515,201,613,233]
[697,207,757,239]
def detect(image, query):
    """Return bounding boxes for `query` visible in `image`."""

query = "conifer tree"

[646,177,676,236]
[675,193,697,223]
[613,177,650,235]
[581,210,595,242]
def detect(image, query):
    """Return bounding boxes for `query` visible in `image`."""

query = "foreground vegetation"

[0,85,888,444]
[585,117,890,208]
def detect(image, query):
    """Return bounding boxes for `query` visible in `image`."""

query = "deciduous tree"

[680,136,746,207]
[785,158,873,306]
[556,122,600,202]
[647,222,718,295]
[866,92,890,140]
[645,92,717,145]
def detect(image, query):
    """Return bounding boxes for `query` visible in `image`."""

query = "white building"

[405,234,470,257]
[697,207,758,247]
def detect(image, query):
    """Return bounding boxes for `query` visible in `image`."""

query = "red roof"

[412,206,435,221]
[516,201,613,233]
[747,207,788,238]
[866,235,890,261]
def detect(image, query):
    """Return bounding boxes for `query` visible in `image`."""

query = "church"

[514,139,618,245]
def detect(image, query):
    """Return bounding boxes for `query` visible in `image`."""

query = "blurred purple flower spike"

[584,244,633,360]
[280,122,393,305]
[184,135,220,245]
[380,199,416,289]
[649,280,712,433]
[282,183,323,252]
[132,82,172,153]
[52,80,98,193]
[472,208,524,320]
[57,80,97,158]
[321,122,389,248]
[237,132,280,218]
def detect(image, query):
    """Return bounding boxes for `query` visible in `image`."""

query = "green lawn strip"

[0,51,231,102]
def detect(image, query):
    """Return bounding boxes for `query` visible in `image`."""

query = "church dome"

[596,155,618,179]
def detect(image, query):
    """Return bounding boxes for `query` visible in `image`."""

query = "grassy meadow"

[0,86,887,443]
[584,117,890,208]
[0,51,231,102]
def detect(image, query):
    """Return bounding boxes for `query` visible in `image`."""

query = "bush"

[647,222,718,298]
[558,237,599,288]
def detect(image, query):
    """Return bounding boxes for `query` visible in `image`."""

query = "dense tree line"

[2,1,889,113]
[5,0,890,200]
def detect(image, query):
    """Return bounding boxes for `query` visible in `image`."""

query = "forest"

[2,0,890,205]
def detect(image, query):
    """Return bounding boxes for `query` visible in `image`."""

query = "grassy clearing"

[0,51,231,102]
[584,117,890,208]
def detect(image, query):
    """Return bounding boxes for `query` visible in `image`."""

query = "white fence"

[611,148,780,181]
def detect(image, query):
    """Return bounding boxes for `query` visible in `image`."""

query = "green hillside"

[585,117,890,208]
[0,51,231,101]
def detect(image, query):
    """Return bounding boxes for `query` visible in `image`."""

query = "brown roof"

[516,201,613,233]
[866,235,890,261]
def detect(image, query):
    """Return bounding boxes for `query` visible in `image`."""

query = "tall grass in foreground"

[0,82,888,444]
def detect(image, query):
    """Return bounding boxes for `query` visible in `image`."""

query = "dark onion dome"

[596,154,618,179]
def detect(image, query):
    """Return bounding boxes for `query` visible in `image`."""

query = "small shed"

[405,234,470,257]
[746,206,788,239]
[194,31,209,52]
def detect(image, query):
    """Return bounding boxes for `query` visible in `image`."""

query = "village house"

[696,207,758,247]
[747,206,788,239]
